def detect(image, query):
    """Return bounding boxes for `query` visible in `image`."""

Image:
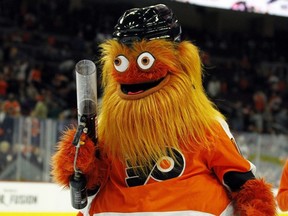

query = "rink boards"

[0,181,77,215]
[1,214,74,216]
[0,182,285,215]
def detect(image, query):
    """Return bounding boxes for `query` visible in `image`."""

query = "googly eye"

[114,55,129,72]
[137,52,155,70]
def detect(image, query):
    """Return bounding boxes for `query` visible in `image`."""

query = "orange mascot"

[51,4,277,216]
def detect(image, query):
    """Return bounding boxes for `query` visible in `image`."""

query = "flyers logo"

[125,148,185,187]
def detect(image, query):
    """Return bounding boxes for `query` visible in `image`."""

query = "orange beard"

[98,40,223,169]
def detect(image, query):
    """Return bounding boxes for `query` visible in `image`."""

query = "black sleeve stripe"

[223,170,255,192]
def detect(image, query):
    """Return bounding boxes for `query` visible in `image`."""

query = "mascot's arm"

[210,120,277,216]
[51,128,106,190]
[224,172,276,216]
[277,189,288,211]
[276,160,288,211]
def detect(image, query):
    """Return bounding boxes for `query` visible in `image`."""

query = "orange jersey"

[277,160,288,211]
[3,100,21,115]
[81,119,254,216]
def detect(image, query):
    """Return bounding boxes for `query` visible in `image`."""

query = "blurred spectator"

[58,108,77,120]
[28,64,43,91]
[47,100,62,119]
[14,59,29,82]
[269,91,282,114]
[2,93,21,117]
[31,94,48,119]
[0,101,14,144]
[207,76,221,98]
[0,74,8,99]
[58,59,75,72]
[274,108,288,134]
[0,141,14,173]
[253,90,267,113]
[230,101,244,131]
[249,110,264,133]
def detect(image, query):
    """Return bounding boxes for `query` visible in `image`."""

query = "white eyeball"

[114,55,129,72]
[137,52,155,70]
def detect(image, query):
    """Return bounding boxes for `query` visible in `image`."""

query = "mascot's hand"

[232,178,277,216]
[51,128,103,189]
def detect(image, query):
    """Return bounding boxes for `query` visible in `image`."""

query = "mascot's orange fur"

[51,4,276,216]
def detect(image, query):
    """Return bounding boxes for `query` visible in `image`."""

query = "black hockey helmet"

[113,4,182,45]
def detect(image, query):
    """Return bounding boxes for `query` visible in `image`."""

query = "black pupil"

[115,58,120,65]
[142,57,148,64]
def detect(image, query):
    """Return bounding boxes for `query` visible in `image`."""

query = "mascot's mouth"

[118,75,170,100]
[121,78,164,95]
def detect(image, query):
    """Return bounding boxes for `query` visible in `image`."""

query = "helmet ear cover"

[113,4,182,45]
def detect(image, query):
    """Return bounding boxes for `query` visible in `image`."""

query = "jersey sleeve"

[206,118,255,190]
[277,160,288,211]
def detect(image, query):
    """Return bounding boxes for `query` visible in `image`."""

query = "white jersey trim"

[93,211,214,216]
[91,203,234,216]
